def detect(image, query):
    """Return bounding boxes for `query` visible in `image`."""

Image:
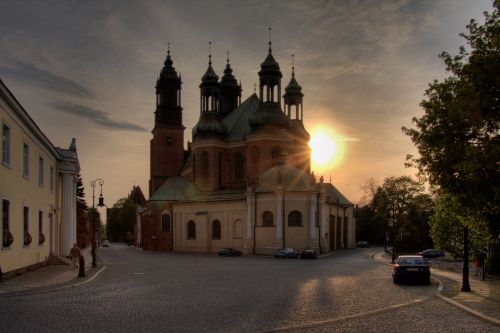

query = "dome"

[284,76,302,95]
[201,63,219,83]
[256,164,314,192]
[158,52,179,81]
[192,111,228,138]
[249,101,291,129]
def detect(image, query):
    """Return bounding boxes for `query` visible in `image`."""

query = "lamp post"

[90,178,105,268]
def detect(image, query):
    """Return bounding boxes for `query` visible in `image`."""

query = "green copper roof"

[150,177,245,202]
[149,177,199,201]
[222,93,260,141]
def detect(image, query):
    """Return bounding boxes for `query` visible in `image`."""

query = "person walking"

[70,243,81,269]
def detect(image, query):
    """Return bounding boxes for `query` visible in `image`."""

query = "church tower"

[149,46,185,196]
[219,53,241,117]
[284,55,310,172]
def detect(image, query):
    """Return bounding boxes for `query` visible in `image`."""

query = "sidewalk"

[0,247,101,296]
[373,250,500,325]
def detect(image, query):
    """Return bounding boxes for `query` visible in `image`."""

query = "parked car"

[218,248,242,257]
[418,249,445,258]
[300,249,318,259]
[355,241,370,248]
[102,240,110,247]
[274,248,299,259]
[393,255,431,285]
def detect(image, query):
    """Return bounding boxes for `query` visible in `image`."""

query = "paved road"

[0,245,498,332]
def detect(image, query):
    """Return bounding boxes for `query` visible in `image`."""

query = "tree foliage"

[430,192,490,258]
[106,198,137,243]
[356,176,433,252]
[403,1,500,233]
[403,1,500,288]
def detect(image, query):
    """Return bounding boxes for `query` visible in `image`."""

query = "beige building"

[0,79,80,277]
[141,43,355,254]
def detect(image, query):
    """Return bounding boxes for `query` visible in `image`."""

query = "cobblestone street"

[1,245,498,332]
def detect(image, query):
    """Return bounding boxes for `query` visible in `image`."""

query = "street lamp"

[90,178,105,268]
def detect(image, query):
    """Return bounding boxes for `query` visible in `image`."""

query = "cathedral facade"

[140,42,355,255]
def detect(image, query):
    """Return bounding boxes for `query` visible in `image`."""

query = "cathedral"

[140,39,355,255]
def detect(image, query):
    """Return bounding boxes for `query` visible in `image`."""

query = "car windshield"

[398,257,426,265]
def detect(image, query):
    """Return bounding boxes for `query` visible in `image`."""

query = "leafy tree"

[76,174,89,247]
[403,1,500,291]
[355,176,433,252]
[430,192,490,258]
[373,176,432,257]
[106,198,137,243]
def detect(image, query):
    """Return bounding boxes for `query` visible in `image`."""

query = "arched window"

[234,219,243,239]
[271,146,281,166]
[161,214,170,232]
[201,151,209,185]
[235,152,244,181]
[288,210,302,227]
[187,220,196,240]
[262,211,273,227]
[212,220,221,240]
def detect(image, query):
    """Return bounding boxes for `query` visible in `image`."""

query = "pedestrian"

[70,243,81,269]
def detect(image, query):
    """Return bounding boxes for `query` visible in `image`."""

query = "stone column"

[309,193,318,250]
[60,173,74,256]
[275,188,284,248]
[245,188,255,253]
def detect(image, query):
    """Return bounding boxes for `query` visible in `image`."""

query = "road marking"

[133,272,144,275]
[261,298,427,332]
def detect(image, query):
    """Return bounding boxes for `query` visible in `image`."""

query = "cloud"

[51,102,147,132]
[0,57,95,98]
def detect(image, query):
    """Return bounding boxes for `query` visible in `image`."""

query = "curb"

[372,250,500,326]
[0,262,107,298]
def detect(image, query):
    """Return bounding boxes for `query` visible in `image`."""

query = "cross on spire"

[167,41,170,55]
[226,51,230,64]
[208,41,212,65]
[268,27,272,53]
[292,54,295,77]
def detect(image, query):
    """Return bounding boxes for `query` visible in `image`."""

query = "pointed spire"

[292,53,295,78]
[208,41,212,66]
[201,41,218,82]
[268,27,272,53]
[167,41,170,56]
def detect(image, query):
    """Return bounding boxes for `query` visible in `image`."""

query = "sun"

[309,128,343,171]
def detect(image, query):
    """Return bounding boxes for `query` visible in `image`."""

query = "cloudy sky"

[0,0,494,207]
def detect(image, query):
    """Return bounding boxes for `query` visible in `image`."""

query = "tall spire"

[220,49,241,116]
[292,53,295,78]
[209,41,212,66]
[268,27,272,53]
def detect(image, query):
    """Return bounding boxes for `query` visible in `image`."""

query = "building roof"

[149,177,245,202]
[322,183,353,206]
[222,93,260,141]
[149,177,199,201]
[129,185,147,206]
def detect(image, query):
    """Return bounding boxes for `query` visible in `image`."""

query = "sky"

[0,0,494,208]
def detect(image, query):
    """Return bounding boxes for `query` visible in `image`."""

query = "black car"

[300,249,318,259]
[393,255,431,284]
[418,249,445,258]
[218,248,242,257]
[274,248,299,259]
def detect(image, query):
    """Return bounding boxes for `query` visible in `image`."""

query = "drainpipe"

[282,191,285,248]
